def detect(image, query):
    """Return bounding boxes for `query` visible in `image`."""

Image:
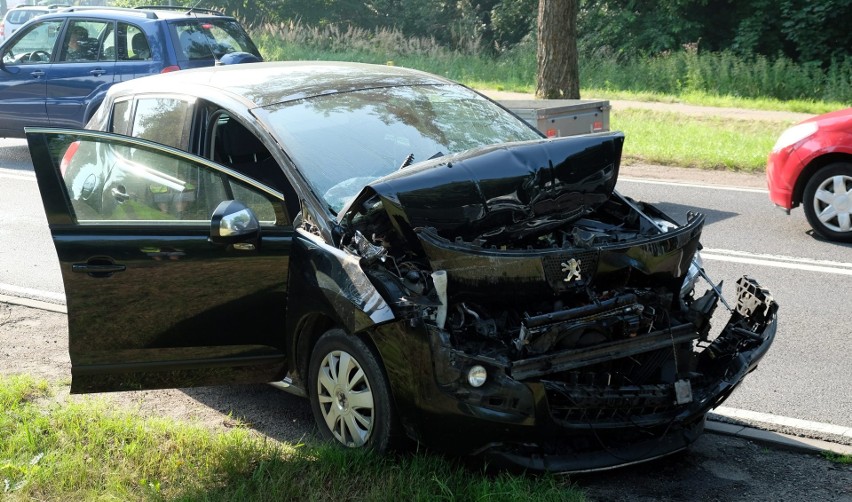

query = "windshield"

[262,84,542,213]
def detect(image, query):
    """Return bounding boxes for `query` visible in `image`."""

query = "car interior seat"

[215,118,300,220]
[130,33,150,60]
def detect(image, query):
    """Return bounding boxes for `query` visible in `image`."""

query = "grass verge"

[822,452,852,465]
[611,109,790,172]
[0,375,583,501]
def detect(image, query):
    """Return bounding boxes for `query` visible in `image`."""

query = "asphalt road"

[2,136,851,432]
[616,178,852,429]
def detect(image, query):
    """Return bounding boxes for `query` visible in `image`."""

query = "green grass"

[822,452,852,465]
[611,109,790,172]
[0,375,583,501]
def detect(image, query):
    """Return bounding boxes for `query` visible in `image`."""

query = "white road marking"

[0,283,65,303]
[702,248,852,276]
[712,406,852,439]
[0,169,35,182]
[619,176,768,194]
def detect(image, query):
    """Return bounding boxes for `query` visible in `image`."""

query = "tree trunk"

[536,0,580,99]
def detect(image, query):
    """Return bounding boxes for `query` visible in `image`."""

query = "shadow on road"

[180,383,317,444]
[643,201,740,226]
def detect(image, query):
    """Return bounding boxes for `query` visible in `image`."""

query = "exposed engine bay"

[330,134,777,437]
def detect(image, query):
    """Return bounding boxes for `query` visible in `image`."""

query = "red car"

[767,108,852,242]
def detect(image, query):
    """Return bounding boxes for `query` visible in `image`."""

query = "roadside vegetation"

[611,110,788,172]
[823,452,852,465]
[0,375,582,500]
[253,23,833,172]
[252,23,850,114]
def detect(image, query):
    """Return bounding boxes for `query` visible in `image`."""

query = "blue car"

[0,5,261,138]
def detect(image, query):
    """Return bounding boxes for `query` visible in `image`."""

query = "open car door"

[26,128,293,393]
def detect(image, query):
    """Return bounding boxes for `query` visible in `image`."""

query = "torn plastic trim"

[296,228,395,332]
[477,417,705,473]
[511,323,697,381]
[540,276,777,429]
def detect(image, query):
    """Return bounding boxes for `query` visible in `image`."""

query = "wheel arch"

[83,93,106,126]
[793,152,852,206]
[291,313,392,390]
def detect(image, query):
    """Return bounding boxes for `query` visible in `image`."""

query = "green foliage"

[254,22,852,106]
[822,451,852,465]
[118,0,851,67]
[581,49,852,103]
[0,375,583,500]
[578,0,852,67]
[612,109,790,172]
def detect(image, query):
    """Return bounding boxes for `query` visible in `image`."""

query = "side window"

[50,134,282,225]
[131,97,193,149]
[210,113,297,222]
[110,99,132,135]
[61,20,111,62]
[1,20,63,65]
[118,23,150,61]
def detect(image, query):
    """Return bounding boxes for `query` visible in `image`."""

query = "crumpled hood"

[344,133,625,245]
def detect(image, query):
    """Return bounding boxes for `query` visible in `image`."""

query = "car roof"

[106,61,458,108]
[8,5,53,11]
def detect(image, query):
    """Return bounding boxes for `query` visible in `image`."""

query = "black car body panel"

[26,62,779,472]
[348,133,623,246]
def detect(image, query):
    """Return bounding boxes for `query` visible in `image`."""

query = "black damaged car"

[26,61,778,472]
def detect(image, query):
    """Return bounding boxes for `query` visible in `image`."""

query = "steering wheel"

[28,51,51,62]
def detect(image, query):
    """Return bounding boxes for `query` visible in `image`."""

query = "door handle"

[72,260,126,278]
[90,68,107,76]
[111,186,130,202]
[30,70,45,78]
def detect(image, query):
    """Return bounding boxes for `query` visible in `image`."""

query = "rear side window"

[110,99,132,135]
[116,23,149,61]
[131,97,194,150]
[171,19,258,60]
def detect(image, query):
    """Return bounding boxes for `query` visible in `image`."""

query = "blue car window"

[117,23,149,61]
[1,20,63,64]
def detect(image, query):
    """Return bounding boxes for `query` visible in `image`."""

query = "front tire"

[308,329,397,451]
[803,162,852,242]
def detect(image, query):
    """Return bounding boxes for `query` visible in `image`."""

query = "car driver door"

[26,128,293,393]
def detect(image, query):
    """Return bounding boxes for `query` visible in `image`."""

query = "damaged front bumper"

[418,276,777,472]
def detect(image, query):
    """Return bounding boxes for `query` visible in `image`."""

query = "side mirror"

[210,200,260,250]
